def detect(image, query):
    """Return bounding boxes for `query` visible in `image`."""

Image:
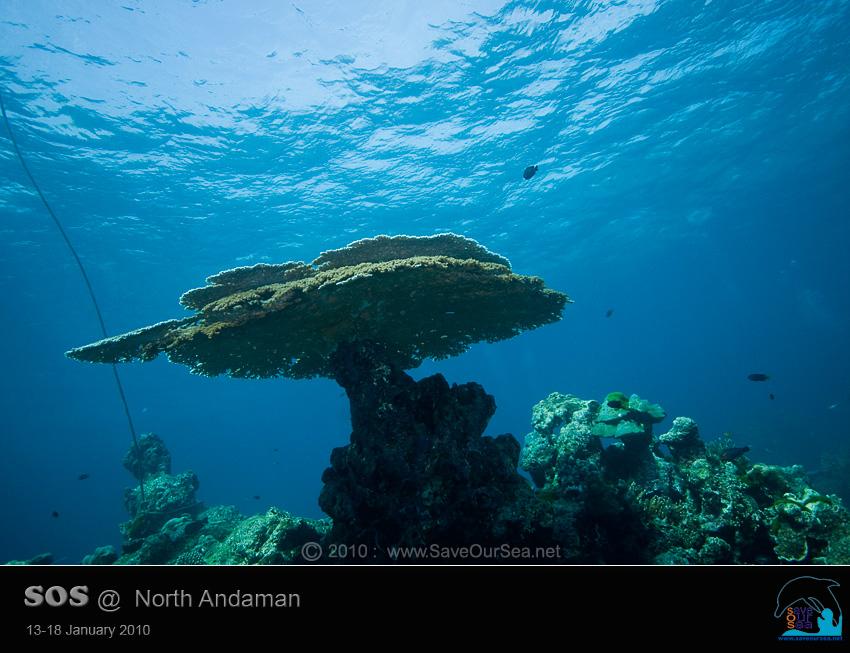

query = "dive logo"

[775,576,842,641]
[24,585,89,608]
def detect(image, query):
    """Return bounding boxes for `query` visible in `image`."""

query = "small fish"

[272,448,279,452]
[77,473,90,481]
[605,309,614,318]
[252,495,261,500]
[720,446,750,462]
[51,511,60,518]
[522,164,538,180]
[747,373,770,382]
[769,393,775,401]
[828,403,839,410]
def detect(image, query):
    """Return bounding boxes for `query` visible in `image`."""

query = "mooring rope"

[0,88,146,503]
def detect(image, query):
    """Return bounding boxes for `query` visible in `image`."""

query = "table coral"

[67,234,568,379]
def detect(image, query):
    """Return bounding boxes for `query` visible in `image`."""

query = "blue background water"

[1,0,848,563]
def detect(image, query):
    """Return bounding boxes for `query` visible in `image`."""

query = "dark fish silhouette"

[769,393,775,401]
[51,511,60,518]
[720,446,750,462]
[605,309,614,318]
[252,495,261,500]
[272,448,279,452]
[77,473,90,481]
[522,164,538,180]
[748,373,769,382]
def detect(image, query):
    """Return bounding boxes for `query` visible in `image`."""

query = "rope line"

[0,88,146,502]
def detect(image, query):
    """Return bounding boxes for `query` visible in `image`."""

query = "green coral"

[594,393,666,444]
[605,391,629,409]
[521,390,850,564]
[764,487,848,562]
[627,395,666,421]
[591,419,645,440]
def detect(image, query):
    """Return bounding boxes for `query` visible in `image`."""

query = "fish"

[720,446,750,462]
[272,448,279,452]
[605,309,614,318]
[522,164,538,180]
[252,495,261,500]
[747,373,770,382]
[77,473,90,481]
[769,393,775,401]
[51,511,60,518]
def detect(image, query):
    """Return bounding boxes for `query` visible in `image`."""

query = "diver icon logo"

[775,576,842,641]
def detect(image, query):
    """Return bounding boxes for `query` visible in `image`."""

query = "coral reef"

[70,235,567,563]
[179,262,313,310]
[311,233,511,269]
[66,234,568,379]
[5,552,53,565]
[203,508,328,565]
[658,416,704,461]
[121,470,202,543]
[521,392,850,564]
[75,392,850,565]
[123,432,171,479]
[118,504,327,566]
[84,438,328,565]
[119,466,204,563]
[82,545,117,565]
[57,234,849,566]
[319,341,548,557]
[809,446,850,506]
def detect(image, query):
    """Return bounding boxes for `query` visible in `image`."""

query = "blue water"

[1,0,849,563]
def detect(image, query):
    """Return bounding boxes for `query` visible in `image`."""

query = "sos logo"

[24,586,89,607]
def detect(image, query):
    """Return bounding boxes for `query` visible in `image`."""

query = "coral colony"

[41,235,848,564]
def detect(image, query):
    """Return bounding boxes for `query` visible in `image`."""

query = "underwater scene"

[1,0,849,566]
